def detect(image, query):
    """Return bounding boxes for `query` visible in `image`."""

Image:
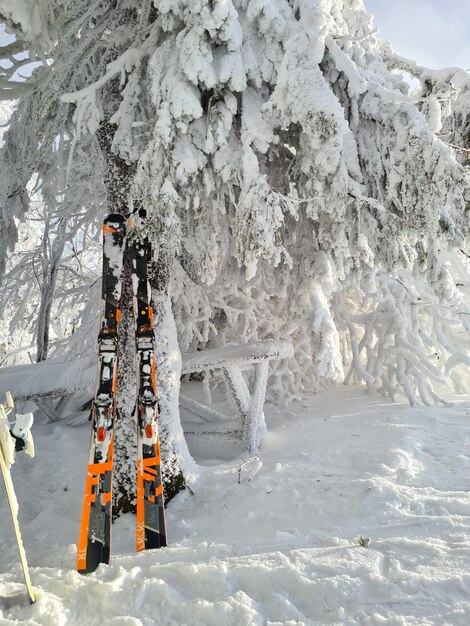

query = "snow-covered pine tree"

[0,0,469,506]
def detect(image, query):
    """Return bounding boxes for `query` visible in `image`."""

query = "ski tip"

[103,214,127,233]
[104,213,127,224]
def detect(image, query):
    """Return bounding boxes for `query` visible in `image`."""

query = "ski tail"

[130,237,167,552]
[77,214,127,574]
[77,455,114,573]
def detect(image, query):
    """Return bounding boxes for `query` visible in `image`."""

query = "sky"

[1,4,469,70]
[363,0,470,70]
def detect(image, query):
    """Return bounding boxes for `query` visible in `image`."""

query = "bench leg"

[221,363,269,453]
[220,366,250,423]
[243,361,268,453]
[34,397,62,423]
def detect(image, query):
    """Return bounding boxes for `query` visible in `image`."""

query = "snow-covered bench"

[0,340,293,452]
[181,340,293,452]
[0,357,96,422]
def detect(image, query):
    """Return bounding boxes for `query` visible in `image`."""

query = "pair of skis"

[0,392,35,603]
[77,214,167,574]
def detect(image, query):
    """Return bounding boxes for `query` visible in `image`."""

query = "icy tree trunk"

[98,112,140,516]
[98,108,194,511]
[113,253,138,517]
[96,120,135,215]
[36,263,59,362]
[36,221,66,362]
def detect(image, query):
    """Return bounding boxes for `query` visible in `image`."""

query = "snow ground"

[1,385,470,625]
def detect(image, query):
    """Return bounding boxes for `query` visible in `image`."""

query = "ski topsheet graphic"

[77,214,166,574]
[77,214,126,574]
[131,240,167,552]
[0,392,36,603]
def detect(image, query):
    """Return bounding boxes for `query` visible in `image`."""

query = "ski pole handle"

[12,413,35,458]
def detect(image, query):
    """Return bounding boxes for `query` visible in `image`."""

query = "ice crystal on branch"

[0,0,468,409]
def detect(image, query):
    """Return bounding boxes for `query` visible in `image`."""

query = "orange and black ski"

[77,215,167,574]
[77,214,126,574]
[130,238,167,552]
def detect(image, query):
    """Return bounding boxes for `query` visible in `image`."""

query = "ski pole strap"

[10,431,26,453]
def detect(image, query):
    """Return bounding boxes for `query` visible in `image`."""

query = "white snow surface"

[1,385,470,625]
